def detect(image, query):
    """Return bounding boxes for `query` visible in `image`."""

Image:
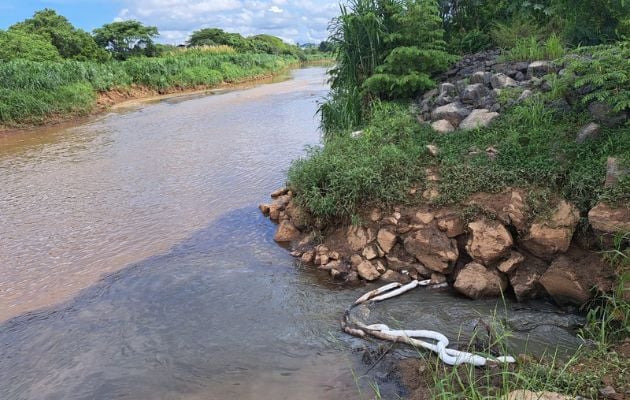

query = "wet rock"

[404,226,459,273]
[508,254,548,301]
[466,219,514,264]
[576,122,601,143]
[259,203,270,215]
[380,269,412,284]
[527,61,557,78]
[605,157,629,188]
[540,251,614,306]
[274,220,300,242]
[454,262,508,299]
[459,109,500,131]
[491,73,518,89]
[522,200,580,260]
[431,102,471,127]
[431,119,455,133]
[357,260,381,281]
[588,202,630,235]
[588,101,628,127]
[497,251,525,274]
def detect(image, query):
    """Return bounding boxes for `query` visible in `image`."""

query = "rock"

[414,211,435,224]
[369,208,382,222]
[350,254,363,267]
[268,195,291,221]
[507,390,572,400]
[588,101,628,127]
[469,71,492,85]
[439,82,457,96]
[497,251,525,274]
[422,88,438,100]
[274,220,300,242]
[351,130,363,138]
[461,83,489,105]
[459,109,500,131]
[377,229,397,254]
[259,204,270,215]
[588,202,630,234]
[514,62,529,72]
[491,73,518,89]
[514,71,525,81]
[576,122,601,143]
[431,102,471,127]
[380,269,412,284]
[508,254,548,301]
[270,187,289,198]
[426,144,439,156]
[605,157,629,188]
[431,273,447,285]
[466,189,529,231]
[540,251,615,306]
[374,260,387,273]
[422,188,440,201]
[347,226,373,252]
[527,61,556,78]
[517,89,532,102]
[357,260,381,281]
[436,212,465,237]
[404,226,459,273]
[522,200,580,259]
[454,262,508,299]
[466,219,514,264]
[285,201,308,229]
[507,189,529,230]
[301,250,315,263]
[362,244,380,260]
[431,119,455,133]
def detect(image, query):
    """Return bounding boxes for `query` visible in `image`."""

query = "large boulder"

[461,83,489,105]
[465,219,514,264]
[436,209,465,238]
[431,102,471,127]
[404,226,459,273]
[521,200,580,260]
[459,109,500,131]
[377,228,398,254]
[469,71,492,85]
[454,262,508,299]
[588,202,630,234]
[540,251,615,306]
[467,189,529,231]
[490,73,518,89]
[274,220,301,242]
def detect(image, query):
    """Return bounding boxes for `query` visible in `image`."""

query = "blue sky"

[0,0,340,44]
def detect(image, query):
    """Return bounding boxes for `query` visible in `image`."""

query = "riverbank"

[0,51,332,133]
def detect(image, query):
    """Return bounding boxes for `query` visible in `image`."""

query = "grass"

[288,98,629,223]
[0,51,300,126]
[500,34,565,62]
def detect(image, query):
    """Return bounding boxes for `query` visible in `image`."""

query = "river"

[0,67,583,400]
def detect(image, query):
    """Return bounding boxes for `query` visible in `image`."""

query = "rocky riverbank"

[260,50,628,308]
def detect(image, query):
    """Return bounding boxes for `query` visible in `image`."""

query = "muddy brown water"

[0,67,583,400]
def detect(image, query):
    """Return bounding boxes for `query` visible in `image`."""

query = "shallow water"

[0,67,583,400]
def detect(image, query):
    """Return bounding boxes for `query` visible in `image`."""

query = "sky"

[0,0,341,44]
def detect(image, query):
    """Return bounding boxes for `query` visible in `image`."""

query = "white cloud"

[115,0,339,44]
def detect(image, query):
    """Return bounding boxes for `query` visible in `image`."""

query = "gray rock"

[459,109,500,131]
[514,71,525,81]
[461,83,489,105]
[431,119,455,133]
[434,94,454,106]
[439,82,457,97]
[576,122,601,143]
[469,71,492,85]
[527,61,557,78]
[605,157,629,188]
[517,89,533,102]
[455,79,468,94]
[548,98,571,114]
[431,102,471,127]
[588,101,628,127]
[514,62,529,72]
[491,73,518,89]
[422,88,438,100]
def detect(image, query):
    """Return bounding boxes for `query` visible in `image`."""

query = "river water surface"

[1,67,583,400]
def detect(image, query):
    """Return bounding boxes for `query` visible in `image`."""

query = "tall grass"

[501,34,565,61]
[0,52,299,125]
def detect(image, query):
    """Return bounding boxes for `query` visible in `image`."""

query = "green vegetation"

[0,9,333,127]
[500,33,565,62]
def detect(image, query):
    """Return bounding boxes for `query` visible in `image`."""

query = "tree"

[10,9,109,61]
[0,29,62,62]
[93,20,159,60]
[187,28,248,49]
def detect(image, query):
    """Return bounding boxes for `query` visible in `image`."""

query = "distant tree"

[93,20,159,60]
[187,28,248,49]
[10,9,109,61]
[318,40,334,52]
[0,29,62,61]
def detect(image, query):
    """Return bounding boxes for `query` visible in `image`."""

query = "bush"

[449,29,493,54]
[0,30,61,62]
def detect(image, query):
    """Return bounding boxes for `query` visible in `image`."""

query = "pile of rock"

[418,49,628,134]
[261,188,626,306]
